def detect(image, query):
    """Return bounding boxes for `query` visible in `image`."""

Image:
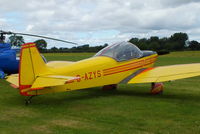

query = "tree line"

[8,32,200,53]
[129,32,200,52]
[43,44,108,53]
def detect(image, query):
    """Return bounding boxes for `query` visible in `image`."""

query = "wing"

[6,74,19,88]
[31,75,80,89]
[128,63,200,84]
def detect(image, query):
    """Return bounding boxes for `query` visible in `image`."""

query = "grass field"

[0,51,200,134]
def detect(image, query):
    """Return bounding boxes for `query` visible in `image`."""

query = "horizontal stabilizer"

[31,75,80,89]
[6,74,19,88]
[128,63,200,84]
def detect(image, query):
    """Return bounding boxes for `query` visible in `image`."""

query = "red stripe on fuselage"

[103,60,144,72]
[103,56,157,73]
[103,61,154,76]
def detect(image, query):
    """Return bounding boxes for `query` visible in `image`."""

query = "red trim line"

[103,62,144,73]
[22,45,36,49]
[19,85,32,90]
[139,67,155,74]
[103,56,157,72]
[65,77,80,84]
[19,85,32,96]
[103,58,157,74]
[103,61,154,76]
[103,60,144,71]
[103,61,146,73]
[21,42,35,46]
[30,87,44,90]
[65,80,74,84]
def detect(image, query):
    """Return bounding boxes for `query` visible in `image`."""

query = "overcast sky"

[0,0,200,48]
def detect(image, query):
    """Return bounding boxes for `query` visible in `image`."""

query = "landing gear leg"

[25,96,36,105]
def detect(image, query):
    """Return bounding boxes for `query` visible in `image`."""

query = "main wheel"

[102,84,117,91]
[151,83,164,94]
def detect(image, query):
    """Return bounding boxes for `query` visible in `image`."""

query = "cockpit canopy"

[95,41,143,62]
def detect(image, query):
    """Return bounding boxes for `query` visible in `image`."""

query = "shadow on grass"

[14,86,200,107]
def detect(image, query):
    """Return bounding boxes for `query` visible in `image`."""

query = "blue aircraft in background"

[0,43,19,78]
[0,30,78,79]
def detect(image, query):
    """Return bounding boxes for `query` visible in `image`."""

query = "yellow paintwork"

[7,42,200,97]
[28,54,157,95]
[31,75,79,89]
[19,43,50,87]
[46,61,74,68]
[6,74,19,87]
[6,43,157,96]
[128,63,200,83]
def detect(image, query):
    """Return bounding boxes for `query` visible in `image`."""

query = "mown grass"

[0,51,200,134]
[44,53,94,61]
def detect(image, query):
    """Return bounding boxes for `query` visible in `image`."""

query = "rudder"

[19,43,47,95]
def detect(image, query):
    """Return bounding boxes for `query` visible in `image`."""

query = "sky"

[0,0,200,48]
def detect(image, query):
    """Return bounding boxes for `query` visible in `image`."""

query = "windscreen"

[95,42,143,62]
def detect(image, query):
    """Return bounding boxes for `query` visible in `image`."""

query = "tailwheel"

[151,83,164,95]
[25,99,31,105]
[25,95,36,105]
[102,84,117,91]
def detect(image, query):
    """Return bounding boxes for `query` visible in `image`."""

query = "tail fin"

[19,43,47,95]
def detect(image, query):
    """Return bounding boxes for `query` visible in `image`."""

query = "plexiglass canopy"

[95,41,143,62]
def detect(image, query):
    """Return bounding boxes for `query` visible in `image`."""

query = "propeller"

[0,30,78,45]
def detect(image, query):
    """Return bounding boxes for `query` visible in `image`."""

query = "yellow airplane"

[6,41,200,104]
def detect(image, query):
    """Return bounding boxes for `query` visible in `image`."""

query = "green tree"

[129,38,139,44]
[159,37,168,50]
[150,36,159,42]
[9,35,25,47]
[169,33,188,50]
[189,41,200,50]
[149,42,160,51]
[77,44,89,52]
[34,39,47,51]
[50,46,58,52]
[136,38,148,50]
[165,42,179,51]
[103,43,109,47]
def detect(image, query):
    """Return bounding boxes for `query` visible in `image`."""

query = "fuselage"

[28,53,158,95]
